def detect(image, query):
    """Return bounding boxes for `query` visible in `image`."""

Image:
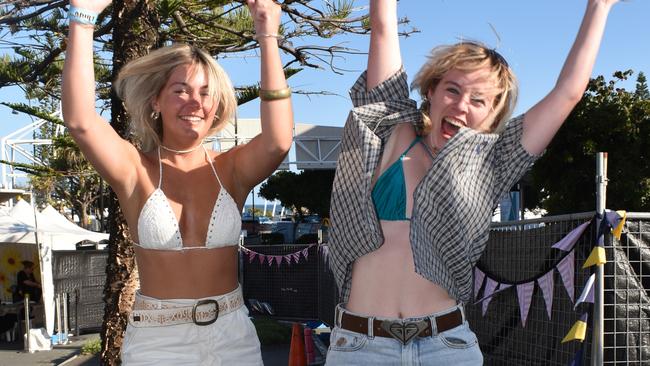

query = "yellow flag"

[582,246,606,268]
[561,317,587,343]
[612,210,627,240]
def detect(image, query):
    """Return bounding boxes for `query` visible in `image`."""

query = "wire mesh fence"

[603,213,650,365]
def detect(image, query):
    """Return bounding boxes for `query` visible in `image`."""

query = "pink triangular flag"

[517,282,535,327]
[537,270,555,319]
[557,252,575,303]
[292,252,300,263]
[474,267,486,300]
[283,255,292,265]
[274,256,282,267]
[248,251,257,263]
[552,221,590,252]
[258,254,266,265]
[267,255,274,266]
[302,248,309,259]
[482,278,498,316]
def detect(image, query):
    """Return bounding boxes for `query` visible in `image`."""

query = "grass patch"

[252,317,292,345]
[80,338,101,355]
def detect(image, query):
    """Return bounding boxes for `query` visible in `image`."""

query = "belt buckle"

[380,319,428,345]
[192,299,219,326]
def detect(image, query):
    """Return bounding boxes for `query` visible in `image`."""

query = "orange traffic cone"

[288,323,307,366]
[303,327,315,364]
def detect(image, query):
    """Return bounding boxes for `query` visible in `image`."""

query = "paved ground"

[0,334,293,366]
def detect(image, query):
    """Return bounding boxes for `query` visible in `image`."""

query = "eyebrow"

[169,82,209,89]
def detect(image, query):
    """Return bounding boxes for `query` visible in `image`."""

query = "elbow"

[272,138,292,158]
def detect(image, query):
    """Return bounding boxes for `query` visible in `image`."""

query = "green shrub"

[252,317,292,345]
[80,338,101,355]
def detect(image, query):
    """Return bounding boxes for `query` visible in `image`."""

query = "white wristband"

[68,6,98,26]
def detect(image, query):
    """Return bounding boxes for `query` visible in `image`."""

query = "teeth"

[179,116,203,121]
[443,117,464,128]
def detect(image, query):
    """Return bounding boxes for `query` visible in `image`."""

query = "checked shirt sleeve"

[491,114,541,205]
[348,68,421,141]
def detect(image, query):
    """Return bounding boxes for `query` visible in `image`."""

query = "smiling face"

[426,67,500,150]
[152,63,217,147]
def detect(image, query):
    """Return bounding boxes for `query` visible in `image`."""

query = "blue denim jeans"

[325,304,483,366]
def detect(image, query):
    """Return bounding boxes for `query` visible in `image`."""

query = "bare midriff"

[134,245,239,299]
[346,220,456,318]
[346,124,456,319]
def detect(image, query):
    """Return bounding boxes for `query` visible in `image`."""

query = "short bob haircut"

[411,41,518,134]
[114,44,237,152]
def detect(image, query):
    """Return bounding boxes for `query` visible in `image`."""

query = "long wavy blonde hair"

[114,44,237,152]
[412,41,518,134]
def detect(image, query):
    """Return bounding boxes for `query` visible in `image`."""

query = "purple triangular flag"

[557,252,575,303]
[517,282,535,327]
[552,221,590,252]
[482,278,498,316]
[302,248,309,259]
[248,251,257,263]
[537,270,554,319]
[474,267,485,300]
[498,283,512,291]
[293,252,300,263]
[258,254,266,264]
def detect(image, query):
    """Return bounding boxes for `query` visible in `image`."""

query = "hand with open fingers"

[247,0,282,37]
[69,0,111,15]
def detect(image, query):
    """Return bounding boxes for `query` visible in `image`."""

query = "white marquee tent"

[0,199,109,336]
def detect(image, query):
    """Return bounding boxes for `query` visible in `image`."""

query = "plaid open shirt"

[329,69,539,303]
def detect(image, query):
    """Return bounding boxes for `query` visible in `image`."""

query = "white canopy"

[0,199,109,336]
[0,199,108,250]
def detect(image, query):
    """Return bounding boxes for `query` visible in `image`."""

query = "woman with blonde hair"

[62,0,292,364]
[327,0,620,364]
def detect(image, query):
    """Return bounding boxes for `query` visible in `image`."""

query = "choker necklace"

[160,143,203,154]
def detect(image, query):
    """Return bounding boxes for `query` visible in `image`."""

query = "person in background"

[327,0,621,364]
[62,0,293,364]
[17,260,41,303]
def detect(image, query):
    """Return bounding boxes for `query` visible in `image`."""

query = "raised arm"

[367,0,402,89]
[522,0,619,155]
[232,0,293,197]
[62,0,140,193]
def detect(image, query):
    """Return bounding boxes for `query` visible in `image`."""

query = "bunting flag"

[611,210,627,240]
[240,245,316,268]
[474,267,485,300]
[574,274,595,310]
[248,251,257,263]
[562,312,588,343]
[537,270,555,319]
[482,277,498,316]
[582,246,606,268]
[516,282,535,327]
[557,251,575,303]
[552,221,591,252]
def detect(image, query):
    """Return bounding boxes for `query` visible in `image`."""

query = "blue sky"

[2,1,648,135]
[0,0,648,201]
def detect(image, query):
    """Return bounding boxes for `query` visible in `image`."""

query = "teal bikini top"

[372,137,434,221]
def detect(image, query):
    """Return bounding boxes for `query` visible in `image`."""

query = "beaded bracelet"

[68,6,98,26]
[259,87,292,101]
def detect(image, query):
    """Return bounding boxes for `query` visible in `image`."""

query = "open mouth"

[441,117,465,139]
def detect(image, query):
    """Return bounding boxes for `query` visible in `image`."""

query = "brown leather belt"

[337,307,463,345]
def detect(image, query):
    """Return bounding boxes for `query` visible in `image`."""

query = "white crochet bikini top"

[135,146,241,250]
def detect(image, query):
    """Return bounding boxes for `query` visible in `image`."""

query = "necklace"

[160,143,203,154]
